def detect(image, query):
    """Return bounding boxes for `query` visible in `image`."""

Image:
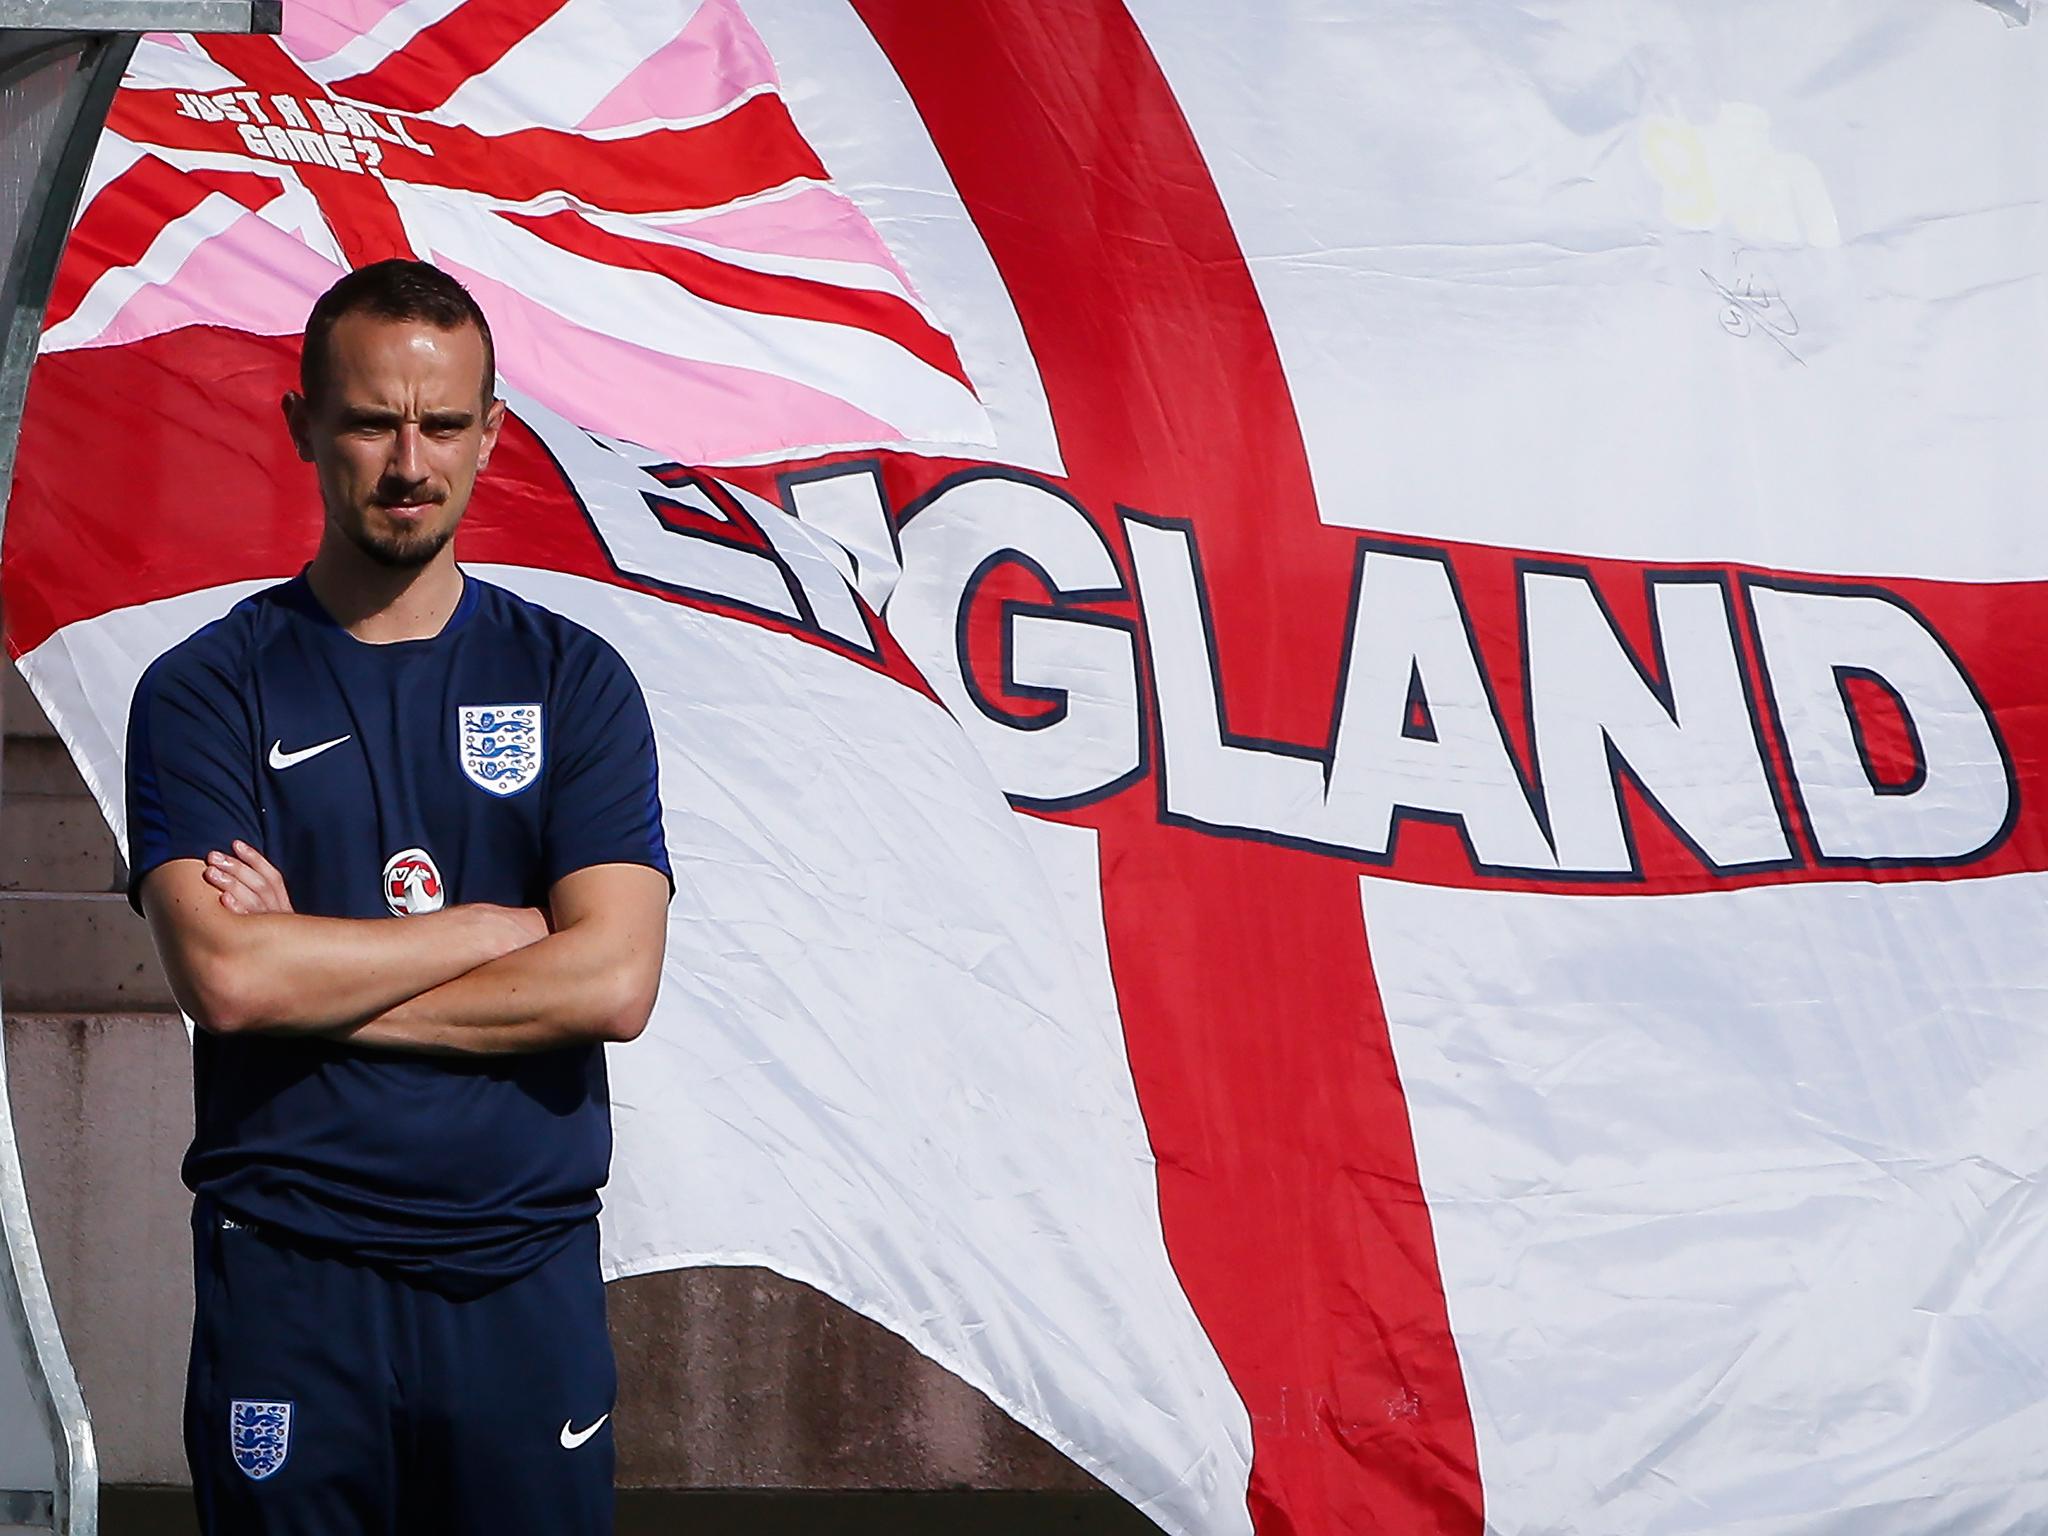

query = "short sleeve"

[124,647,263,913]
[542,636,672,892]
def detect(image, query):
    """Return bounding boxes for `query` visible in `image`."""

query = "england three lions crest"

[229,1399,292,1480]
[458,704,543,796]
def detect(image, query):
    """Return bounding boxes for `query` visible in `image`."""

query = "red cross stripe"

[7,6,2045,1535]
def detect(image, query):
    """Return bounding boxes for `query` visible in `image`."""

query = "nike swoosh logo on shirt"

[559,1414,609,1450]
[267,735,350,771]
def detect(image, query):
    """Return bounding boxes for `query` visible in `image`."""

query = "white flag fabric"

[8,4,2048,1534]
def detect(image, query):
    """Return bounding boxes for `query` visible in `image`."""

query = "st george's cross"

[9,4,2048,1534]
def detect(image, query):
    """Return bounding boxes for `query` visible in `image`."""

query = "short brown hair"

[299,258,496,406]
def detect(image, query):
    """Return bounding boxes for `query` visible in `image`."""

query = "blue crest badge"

[458,704,543,797]
[229,1399,292,1481]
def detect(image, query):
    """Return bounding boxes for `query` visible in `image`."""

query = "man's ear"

[476,395,507,472]
[281,391,316,465]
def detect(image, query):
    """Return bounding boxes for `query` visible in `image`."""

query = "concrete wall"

[0,664,1101,1498]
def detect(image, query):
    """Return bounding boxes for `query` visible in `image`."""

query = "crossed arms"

[139,843,669,1056]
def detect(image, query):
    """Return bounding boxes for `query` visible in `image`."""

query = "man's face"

[285,311,504,570]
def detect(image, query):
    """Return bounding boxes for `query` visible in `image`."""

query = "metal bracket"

[0,2,277,31]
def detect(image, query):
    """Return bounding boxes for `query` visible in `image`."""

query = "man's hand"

[201,841,548,958]
[203,840,293,915]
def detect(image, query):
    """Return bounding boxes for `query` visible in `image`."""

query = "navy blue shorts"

[184,1201,616,1535]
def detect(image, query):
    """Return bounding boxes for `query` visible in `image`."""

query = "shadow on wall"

[106,1489,1161,1534]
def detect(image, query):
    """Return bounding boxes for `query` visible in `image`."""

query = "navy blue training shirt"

[124,570,671,1295]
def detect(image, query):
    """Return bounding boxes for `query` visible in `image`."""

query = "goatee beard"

[347,517,454,570]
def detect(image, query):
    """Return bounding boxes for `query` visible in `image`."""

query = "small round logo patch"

[381,847,444,916]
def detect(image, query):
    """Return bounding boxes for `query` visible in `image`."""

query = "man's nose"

[389,423,426,483]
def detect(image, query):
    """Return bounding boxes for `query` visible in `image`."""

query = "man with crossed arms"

[126,258,671,1533]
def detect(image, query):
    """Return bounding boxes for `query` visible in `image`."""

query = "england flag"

[9,4,2048,1534]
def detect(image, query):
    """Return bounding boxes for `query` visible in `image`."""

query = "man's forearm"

[217,907,538,1033]
[143,859,543,1035]
[340,918,657,1057]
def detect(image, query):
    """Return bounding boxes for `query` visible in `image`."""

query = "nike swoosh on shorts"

[559,1414,609,1450]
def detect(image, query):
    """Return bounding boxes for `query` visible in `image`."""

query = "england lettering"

[539,421,2012,878]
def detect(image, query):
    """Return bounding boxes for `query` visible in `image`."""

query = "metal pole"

[0,35,134,1531]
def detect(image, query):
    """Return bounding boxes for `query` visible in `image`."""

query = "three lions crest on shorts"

[230,1399,293,1480]
[458,704,543,796]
